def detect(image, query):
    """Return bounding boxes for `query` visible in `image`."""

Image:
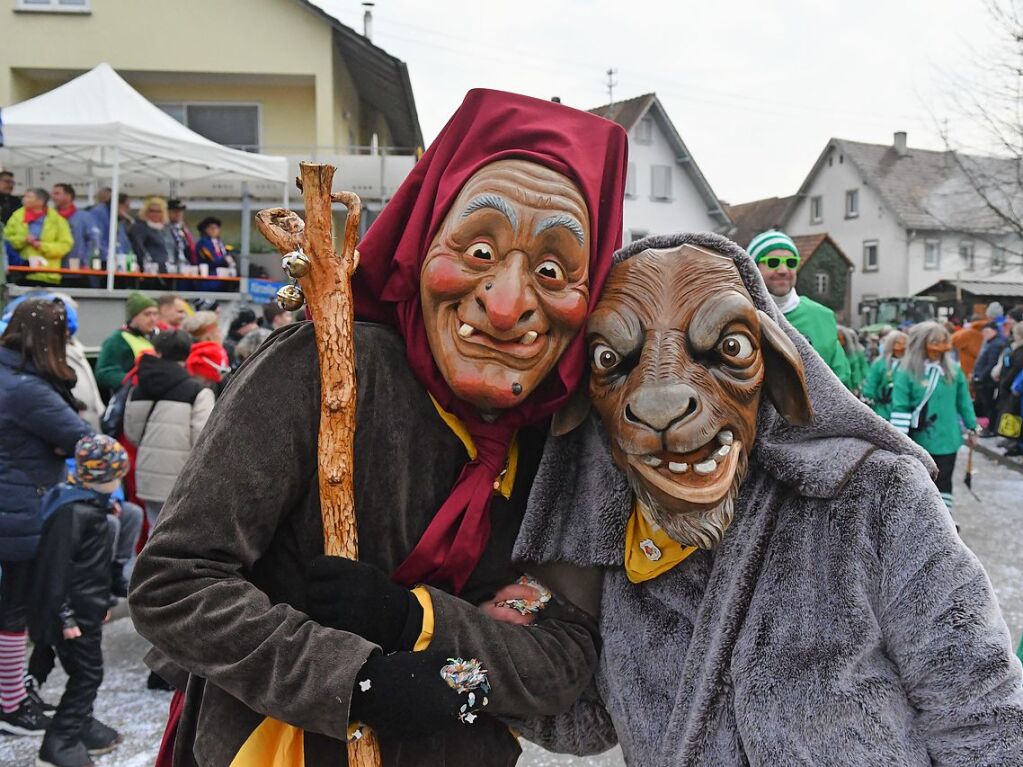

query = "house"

[0,0,422,211]
[723,195,795,251]
[781,132,1019,322]
[588,94,732,242]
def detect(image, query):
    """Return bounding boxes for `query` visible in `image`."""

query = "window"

[156,102,261,151]
[992,245,1007,272]
[814,272,830,296]
[650,165,672,201]
[635,117,653,144]
[15,0,89,11]
[630,230,649,244]
[863,240,879,272]
[845,189,859,219]
[958,241,975,271]
[625,162,637,198]
[810,196,823,224]
[924,240,940,270]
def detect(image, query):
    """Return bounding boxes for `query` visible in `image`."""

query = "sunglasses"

[761,256,800,270]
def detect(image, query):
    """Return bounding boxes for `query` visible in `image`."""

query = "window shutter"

[651,166,672,200]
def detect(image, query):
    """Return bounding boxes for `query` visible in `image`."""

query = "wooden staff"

[256,163,381,767]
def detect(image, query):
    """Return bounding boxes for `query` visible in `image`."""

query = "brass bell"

[282,250,311,279]
[277,284,305,311]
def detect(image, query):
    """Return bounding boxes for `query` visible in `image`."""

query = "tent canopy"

[0,63,288,185]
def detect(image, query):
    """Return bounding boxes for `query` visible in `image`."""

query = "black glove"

[304,556,423,653]
[349,650,488,739]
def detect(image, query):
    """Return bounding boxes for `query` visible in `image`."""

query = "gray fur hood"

[515,232,934,567]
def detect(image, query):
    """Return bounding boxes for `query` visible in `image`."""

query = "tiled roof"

[723,196,796,248]
[815,139,1016,233]
[587,93,656,130]
[790,233,853,268]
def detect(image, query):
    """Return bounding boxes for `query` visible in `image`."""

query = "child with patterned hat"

[28,435,128,766]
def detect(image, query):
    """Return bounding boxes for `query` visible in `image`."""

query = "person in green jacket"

[748,230,851,387]
[891,321,978,513]
[95,292,158,396]
[838,325,869,394]
[2,188,73,286]
[862,330,907,420]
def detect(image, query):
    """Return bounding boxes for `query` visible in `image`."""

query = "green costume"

[890,363,976,455]
[848,350,869,393]
[783,296,851,387]
[862,356,900,420]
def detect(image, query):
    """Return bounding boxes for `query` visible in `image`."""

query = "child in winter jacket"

[28,435,129,767]
[891,322,978,514]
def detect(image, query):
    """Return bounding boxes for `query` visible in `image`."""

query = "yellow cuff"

[411,586,434,652]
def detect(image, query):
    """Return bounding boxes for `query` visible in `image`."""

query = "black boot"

[80,717,121,755]
[36,731,93,767]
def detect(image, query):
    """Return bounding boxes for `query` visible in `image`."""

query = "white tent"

[0,63,289,288]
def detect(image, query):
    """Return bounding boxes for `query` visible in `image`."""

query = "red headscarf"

[353,89,628,593]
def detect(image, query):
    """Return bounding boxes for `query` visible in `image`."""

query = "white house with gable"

[588,94,732,242]
[783,132,1019,320]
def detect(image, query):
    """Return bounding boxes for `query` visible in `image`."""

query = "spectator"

[156,293,189,332]
[0,298,92,736]
[838,325,868,394]
[167,199,195,267]
[3,188,73,286]
[995,322,1023,456]
[29,435,127,765]
[862,329,907,421]
[224,307,258,366]
[973,321,1008,434]
[129,196,180,275]
[194,217,235,291]
[0,171,19,225]
[182,310,230,385]
[951,313,987,384]
[233,326,271,366]
[87,192,134,267]
[891,321,978,515]
[261,303,294,330]
[51,183,99,269]
[95,292,157,397]
[124,331,214,532]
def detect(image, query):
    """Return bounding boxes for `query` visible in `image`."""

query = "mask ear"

[551,384,592,436]
[758,309,813,427]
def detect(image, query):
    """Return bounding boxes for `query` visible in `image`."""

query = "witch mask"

[580,244,812,548]
[421,159,591,412]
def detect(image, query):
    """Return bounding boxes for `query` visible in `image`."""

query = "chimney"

[551,96,562,103]
[362,2,374,41]
[893,131,908,157]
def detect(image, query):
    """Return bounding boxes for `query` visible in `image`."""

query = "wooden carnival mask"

[581,244,812,548]
[420,159,591,412]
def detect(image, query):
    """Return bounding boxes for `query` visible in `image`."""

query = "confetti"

[496,576,552,615]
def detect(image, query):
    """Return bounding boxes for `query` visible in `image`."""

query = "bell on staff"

[277,284,305,311]
[282,251,311,279]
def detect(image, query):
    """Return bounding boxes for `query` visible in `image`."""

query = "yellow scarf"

[624,501,698,583]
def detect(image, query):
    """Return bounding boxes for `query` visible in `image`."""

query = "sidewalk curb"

[974,441,1023,475]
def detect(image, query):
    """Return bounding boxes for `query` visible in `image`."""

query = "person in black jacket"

[973,322,1008,434]
[29,434,128,767]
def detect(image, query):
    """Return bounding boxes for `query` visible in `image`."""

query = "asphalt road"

[2,445,1019,766]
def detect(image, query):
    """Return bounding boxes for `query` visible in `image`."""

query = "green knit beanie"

[125,291,157,322]
[748,230,800,263]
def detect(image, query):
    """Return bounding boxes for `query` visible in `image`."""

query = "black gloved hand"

[305,555,423,653]
[349,650,488,739]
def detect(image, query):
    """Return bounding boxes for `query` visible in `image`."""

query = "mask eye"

[535,260,565,283]
[718,333,754,363]
[592,344,620,371]
[466,242,494,261]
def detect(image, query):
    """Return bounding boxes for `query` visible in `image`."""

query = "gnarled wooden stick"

[256,164,380,767]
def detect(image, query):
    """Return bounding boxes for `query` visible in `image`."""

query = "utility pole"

[605,68,618,106]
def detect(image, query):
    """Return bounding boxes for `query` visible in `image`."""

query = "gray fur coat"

[511,233,1023,766]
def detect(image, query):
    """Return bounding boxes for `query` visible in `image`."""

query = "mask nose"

[476,252,537,333]
[623,383,700,433]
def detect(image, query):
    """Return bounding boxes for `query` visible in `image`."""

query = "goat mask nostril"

[624,404,641,424]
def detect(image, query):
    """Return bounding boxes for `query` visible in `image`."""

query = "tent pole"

[240,181,251,298]
[106,146,121,292]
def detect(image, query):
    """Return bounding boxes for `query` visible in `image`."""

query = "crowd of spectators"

[1,172,238,292]
[0,288,292,758]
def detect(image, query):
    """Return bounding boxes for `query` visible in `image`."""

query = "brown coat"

[128,322,599,766]
[951,319,987,379]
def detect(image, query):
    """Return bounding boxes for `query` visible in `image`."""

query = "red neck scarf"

[58,204,77,220]
[352,89,628,593]
[23,207,46,224]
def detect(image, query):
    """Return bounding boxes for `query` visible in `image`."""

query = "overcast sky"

[312,0,999,204]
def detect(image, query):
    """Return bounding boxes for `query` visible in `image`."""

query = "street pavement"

[2,445,1020,767]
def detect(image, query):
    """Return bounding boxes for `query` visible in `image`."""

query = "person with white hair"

[891,322,978,514]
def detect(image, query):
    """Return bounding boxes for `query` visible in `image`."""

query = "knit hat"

[748,230,800,263]
[986,301,1004,319]
[125,291,157,322]
[186,340,230,383]
[74,434,129,485]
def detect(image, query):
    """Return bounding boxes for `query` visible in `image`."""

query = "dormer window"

[634,117,653,144]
